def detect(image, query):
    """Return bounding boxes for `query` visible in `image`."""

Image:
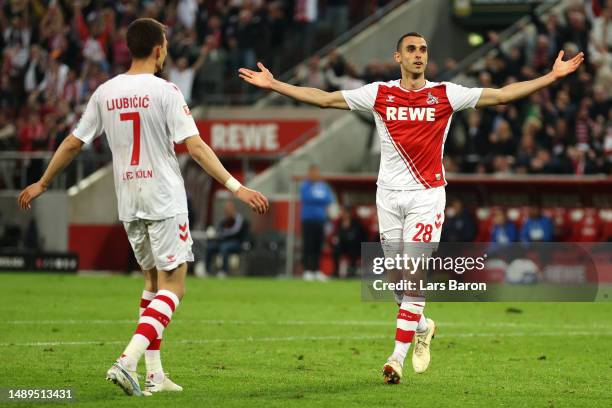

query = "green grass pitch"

[1,273,611,407]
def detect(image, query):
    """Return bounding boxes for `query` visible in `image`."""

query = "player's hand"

[238,62,274,89]
[18,181,47,210]
[236,186,270,215]
[551,50,584,79]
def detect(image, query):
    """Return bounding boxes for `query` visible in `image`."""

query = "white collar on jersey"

[391,79,439,92]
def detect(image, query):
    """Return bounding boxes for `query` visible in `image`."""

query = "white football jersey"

[72,73,199,222]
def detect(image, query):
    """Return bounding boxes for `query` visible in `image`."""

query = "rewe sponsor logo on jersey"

[211,123,280,152]
[385,106,435,122]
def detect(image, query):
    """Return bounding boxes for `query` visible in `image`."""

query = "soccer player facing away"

[239,32,583,384]
[18,18,269,396]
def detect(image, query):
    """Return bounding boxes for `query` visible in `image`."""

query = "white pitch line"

[2,331,612,348]
[3,319,612,330]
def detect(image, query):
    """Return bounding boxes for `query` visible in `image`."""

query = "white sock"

[145,350,163,379]
[416,314,428,333]
[122,290,180,372]
[139,291,165,378]
[391,341,410,365]
[120,334,149,371]
[391,297,425,366]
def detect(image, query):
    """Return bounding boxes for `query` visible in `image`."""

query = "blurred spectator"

[490,209,518,244]
[488,119,516,157]
[294,0,318,58]
[265,2,287,74]
[177,0,198,30]
[167,43,209,104]
[0,110,16,149]
[331,205,367,278]
[205,201,249,278]
[192,35,227,104]
[520,205,554,242]
[324,0,349,39]
[463,110,489,161]
[296,56,327,89]
[442,198,477,242]
[110,26,131,74]
[324,57,365,90]
[300,164,334,281]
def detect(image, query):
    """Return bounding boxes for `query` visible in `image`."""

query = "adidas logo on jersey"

[386,106,435,122]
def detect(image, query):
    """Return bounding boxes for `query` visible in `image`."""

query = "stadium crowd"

[2,1,609,178]
[0,0,391,156]
[296,1,612,176]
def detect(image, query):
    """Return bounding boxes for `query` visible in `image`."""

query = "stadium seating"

[473,206,610,243]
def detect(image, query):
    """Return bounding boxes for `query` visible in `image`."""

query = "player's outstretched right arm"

[184,136,269,215]
[239,62,349,109]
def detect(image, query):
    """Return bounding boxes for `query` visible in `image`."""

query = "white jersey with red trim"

[342,80,482,190]
[72,73,199,222]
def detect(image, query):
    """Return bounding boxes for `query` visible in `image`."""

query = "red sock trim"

[142,307,170,327]
[147,338,162,350]
[395,307,421,343]
[397,309,421,322]
[395,328,416,343]
[135,322,158,342]
[140,298,152,308]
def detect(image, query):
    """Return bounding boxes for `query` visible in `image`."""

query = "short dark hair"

[396,32,425,51]
[126,18,166,59]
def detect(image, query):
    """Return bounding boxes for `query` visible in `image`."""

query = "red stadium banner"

[175,120,319,157]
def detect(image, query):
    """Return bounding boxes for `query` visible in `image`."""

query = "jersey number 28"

[120,112,141,166]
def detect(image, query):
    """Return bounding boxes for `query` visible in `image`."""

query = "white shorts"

[123,213,194,271]
[376,186,446,245]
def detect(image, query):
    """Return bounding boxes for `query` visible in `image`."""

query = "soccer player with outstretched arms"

[239,32,583,384]
[18,18,269,396]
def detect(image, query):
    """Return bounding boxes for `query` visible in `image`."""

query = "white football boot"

[145,373,183,393]
[106,360,143,396]
[412,318,436,373]
[382,359,403,384]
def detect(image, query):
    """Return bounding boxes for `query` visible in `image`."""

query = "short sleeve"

[72,90,103,144]
[341,82,380,112]
[444,82,483,112]
[164,83,199,144]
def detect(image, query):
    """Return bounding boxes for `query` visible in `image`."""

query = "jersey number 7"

[120,112,141,166]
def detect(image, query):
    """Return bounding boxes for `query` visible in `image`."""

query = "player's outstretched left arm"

[184,135,269,215]
[18,135,84,210]
[476,50,584,108]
